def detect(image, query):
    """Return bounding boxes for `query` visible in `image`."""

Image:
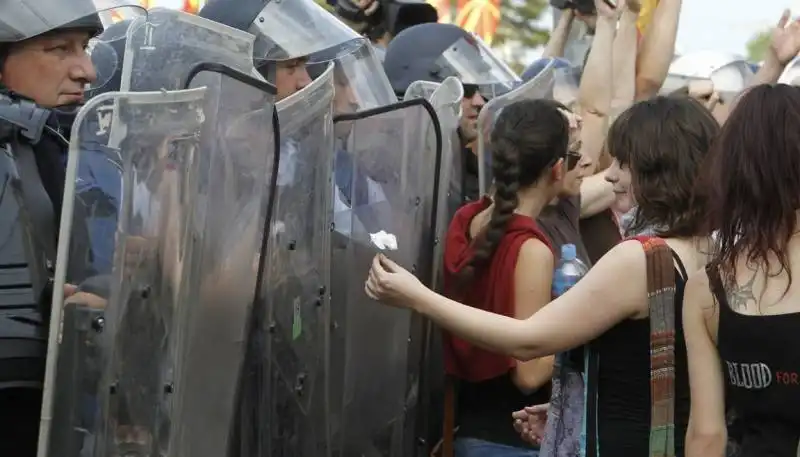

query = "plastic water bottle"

[552,244,588,297]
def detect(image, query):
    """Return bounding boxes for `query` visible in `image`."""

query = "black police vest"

[0,121,57,390]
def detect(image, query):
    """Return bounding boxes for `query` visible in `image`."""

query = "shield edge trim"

[333,97,445,455]
[37,86,209,457]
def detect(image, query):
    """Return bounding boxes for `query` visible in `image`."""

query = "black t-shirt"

[538,196,592,267]
[580,208,621,265]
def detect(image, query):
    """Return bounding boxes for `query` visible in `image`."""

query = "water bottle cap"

[561,243,577,261]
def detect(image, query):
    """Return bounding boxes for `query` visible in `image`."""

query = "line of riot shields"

[37,5,565,457]
[34,6,446,457]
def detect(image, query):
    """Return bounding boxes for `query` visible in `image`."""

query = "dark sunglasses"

[565,150,581,171]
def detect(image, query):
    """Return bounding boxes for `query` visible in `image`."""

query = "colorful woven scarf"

[637,236,677,457]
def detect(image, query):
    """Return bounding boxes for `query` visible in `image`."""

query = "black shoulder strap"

[670,250,688,281]
[8,139,57,260]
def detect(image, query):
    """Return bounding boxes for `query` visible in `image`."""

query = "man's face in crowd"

[557,109,592,198]
[275,57,312,101]
[459,89,486,144]
[0,30,97,108]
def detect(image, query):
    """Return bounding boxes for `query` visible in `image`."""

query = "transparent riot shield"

[40,87,210,457]
[120,7,258,92]
[405,76,463,289]
[403,76,463,454]
[256,63,336,457]
[164,65,280,457]
[310,40,397,127]
[330,97,443,457]
[477,59,557,195]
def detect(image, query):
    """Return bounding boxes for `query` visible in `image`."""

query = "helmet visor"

[0,0,145,42]
[711,61,754,103]
[250,0,366,65]
[434,34,520,99]
[324,41,397,114]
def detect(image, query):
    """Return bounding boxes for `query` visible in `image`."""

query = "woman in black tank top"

[683,84,800,457]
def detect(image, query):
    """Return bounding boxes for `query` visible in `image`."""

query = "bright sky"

[678,0,800,56]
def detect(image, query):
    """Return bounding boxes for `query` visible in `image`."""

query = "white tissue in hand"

[370,230,398,251]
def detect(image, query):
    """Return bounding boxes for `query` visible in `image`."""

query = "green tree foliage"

[314,0,335,13]
[746,29,771,62]
[493,0,551,49]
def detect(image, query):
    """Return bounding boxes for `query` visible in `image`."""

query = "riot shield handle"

[0,95,50,145]
[182,62,277,95]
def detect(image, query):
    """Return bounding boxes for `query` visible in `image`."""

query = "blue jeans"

[454,437,540,457]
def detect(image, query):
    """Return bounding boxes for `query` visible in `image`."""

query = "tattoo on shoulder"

[726,269,758,312]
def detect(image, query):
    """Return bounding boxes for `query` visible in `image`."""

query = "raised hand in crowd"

[769,9,800,65]
[739,10,800,99]
[686,79,721,112]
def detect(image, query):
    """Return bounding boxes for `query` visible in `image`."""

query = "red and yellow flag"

[454,0,501,45]
[636,0,659,35]
[183,0,201,14]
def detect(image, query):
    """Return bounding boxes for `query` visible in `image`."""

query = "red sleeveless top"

[442,197,554,382]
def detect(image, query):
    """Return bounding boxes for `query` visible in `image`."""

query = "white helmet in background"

[779,57,800,85]
[664,51,754,101]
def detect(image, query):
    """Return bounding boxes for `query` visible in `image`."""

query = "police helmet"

[383,22,519,97]
[199,0,365,68]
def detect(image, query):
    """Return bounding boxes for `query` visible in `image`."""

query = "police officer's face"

[459,90,485,143]
[0,30,97,108]
[275,58,312,101]
[333,76,358,138]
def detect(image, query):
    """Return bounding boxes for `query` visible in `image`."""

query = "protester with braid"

[437,98,573,456]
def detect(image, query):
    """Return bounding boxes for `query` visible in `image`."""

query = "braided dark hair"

[457,98,570,283]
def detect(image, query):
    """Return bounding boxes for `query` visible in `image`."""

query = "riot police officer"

[0,1,143,454]
[383,22,520,203]
[199,0,366,101]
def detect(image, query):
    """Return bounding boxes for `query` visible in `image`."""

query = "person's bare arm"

[580,173,615,218]
[399,240,648,361]
[511,239,556,393]
[611,0,640,112]
[578,3,616,153]
[684,271,727,457]
[543,9,576,58]
[577,1,616,216]
[636,0,681,100]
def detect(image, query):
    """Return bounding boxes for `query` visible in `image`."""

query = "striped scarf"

[638,236,677,457]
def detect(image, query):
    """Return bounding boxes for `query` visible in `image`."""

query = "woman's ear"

[550,157,566,183]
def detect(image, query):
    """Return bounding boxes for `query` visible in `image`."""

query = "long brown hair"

[706,84,800,285]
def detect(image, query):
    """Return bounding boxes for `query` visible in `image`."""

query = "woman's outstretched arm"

[366,240,648,361]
